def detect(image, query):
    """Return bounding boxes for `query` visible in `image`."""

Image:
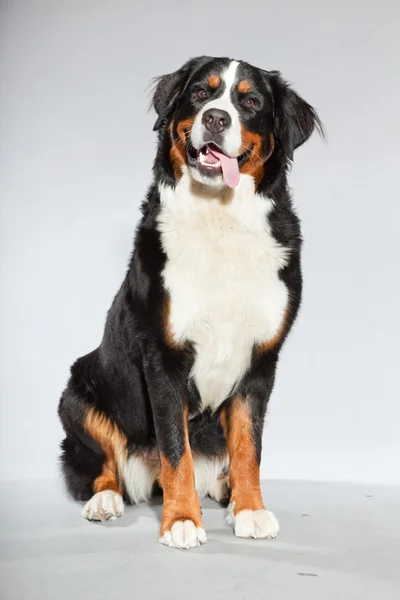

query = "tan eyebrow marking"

[208,74,221,88]
[238,80,251,93]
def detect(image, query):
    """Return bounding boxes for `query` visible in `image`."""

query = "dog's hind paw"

[81,490,124,522]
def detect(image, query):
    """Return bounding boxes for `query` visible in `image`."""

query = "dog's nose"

[202,109,232,134]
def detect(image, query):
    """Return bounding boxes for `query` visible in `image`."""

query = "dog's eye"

[196,88,208,100]
[243,97,256,109]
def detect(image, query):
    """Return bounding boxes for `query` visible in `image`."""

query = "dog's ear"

[151,70,185,131]
[269,71,324,160]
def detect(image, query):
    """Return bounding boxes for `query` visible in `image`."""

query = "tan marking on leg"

[84,407,127,495]
[159,407,202,536]
[221,399,264,515]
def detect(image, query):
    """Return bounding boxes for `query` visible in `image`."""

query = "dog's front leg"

[221,382,279,540]
[145,359,205,549]
[157,404,205,549]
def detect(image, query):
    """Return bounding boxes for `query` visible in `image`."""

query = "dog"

[58,55,322,549]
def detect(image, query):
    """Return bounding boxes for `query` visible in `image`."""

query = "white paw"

[229,507,279,539]
[159,520,207,550]
[81,490,124,522]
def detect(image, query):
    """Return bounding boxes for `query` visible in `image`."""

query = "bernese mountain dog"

[58,55,323,549]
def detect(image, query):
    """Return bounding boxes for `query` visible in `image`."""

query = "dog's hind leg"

[59,385,128,522]
[79,406,127,521]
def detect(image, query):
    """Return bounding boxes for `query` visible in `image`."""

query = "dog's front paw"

[159,520,207,550]
[228,506,279,539]
[81,490,124,521]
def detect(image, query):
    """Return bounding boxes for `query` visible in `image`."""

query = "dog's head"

[152,56,323,190]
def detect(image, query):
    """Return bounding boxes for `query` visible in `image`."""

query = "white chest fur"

[158,172,289,413]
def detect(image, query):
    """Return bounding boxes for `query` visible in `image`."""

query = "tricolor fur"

[58,55,322,549]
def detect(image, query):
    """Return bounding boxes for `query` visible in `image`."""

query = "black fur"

[58,56,322,502]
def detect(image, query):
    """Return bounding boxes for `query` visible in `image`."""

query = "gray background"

[1,0,399,484]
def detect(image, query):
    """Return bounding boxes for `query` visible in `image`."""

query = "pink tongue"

[209,148,240,188]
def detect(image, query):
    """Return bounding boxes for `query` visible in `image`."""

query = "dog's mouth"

[187,142,251,189]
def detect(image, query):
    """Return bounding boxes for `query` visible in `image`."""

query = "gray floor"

[1,479,399,599]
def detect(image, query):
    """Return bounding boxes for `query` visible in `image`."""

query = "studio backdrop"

[1,0,399,484]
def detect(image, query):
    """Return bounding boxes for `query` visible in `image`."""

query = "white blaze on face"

[191,60,242,157]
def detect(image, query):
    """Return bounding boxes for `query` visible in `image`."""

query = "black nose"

[202,108,232,134]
